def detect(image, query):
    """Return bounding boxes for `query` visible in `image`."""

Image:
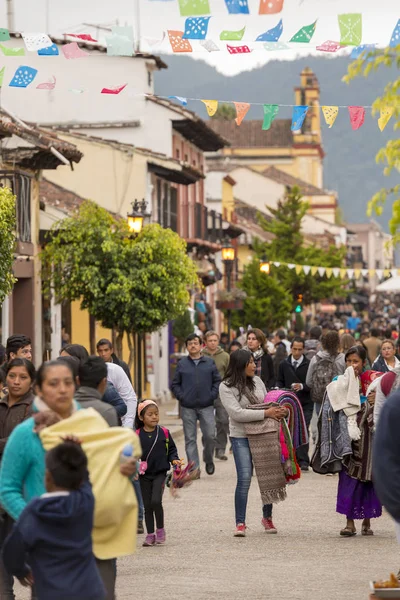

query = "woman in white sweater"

[219,349,287,537]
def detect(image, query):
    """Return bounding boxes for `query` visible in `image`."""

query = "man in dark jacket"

[96,338,132,382]
[171,333,221,475]
[277,336,312,471]
[272,330,288,380]
[75,356,119,427]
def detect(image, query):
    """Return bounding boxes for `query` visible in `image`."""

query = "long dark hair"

[5,358,36,382]
[60,344,89,365]
[345,345,367,363]
[223,349,255,396]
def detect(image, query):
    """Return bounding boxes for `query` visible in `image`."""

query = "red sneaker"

[234,523,246,537]
[262,518,277,534]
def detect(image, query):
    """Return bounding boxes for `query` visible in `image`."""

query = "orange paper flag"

[168,30,193,53]
[234,102,250,126]
[259,0,284,14]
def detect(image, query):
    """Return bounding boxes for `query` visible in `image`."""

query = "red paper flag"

[316,40,341,53]
[168,30,193,53]
[65,33,98,42]
[259,0,284,15]
[234,102,251,126]
[348,105,365,130]
[227,44,251,54]
[101,84,127,95]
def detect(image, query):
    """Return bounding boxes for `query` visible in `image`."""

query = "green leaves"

[0,187,17,303]
[42,201,198,335]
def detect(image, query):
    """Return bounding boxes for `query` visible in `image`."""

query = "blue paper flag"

[169,96,188,106]
[224,0,249,14]
[291,105,309,131]
[389,18,400,47]
[350,44,375,60]
[256,19,283,42]
[38,43,59,56]
[182,17,211,40]
[9,66,38,88]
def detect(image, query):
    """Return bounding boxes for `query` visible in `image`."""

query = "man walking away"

[202,331,230,461]
[97,338,132,382]
[277,337,312,471]
[106,363,137,429]
[75,356,119,427]
[171,334,221,475]
[364,328,382,366]
[272,330,288,380]
[304,326,322,361]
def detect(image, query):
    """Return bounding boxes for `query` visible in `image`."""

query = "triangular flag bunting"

[326,268,333,278]
[350,44,376,60]
[311,266,318,276]
[383,269,390,278]
[338,13,362,46]
[38,43,59,56]
[168,96,188,106]
[295,265,303,275]
[389,19,400,47]
[348,106,365,130]
[287,263,295,270]
[22,32,53,52]
[200,39,220,52]
[391,269,398,278]
[316,40,341,53]
[273,262,281,267]
[317,267,326,277]
[36,75,56,90]
[178,0,210,16]
[354,269,361,279]
[9,66,38,88]
[290,21,317,43]
[0,29,10,42]
[101,84,127,95]
[0,67,4,87]
[303,265,311,275]
[227,44,251,54]
[220,26,245,41]
[376,269,383,280]
[202,99,218,116]
[361,269,368,277]
[347,269,354,278]
[259,0,284,14]
[168,31,193,52]
[291,106,309,131]
[0,44,25,56]
[263,42,289,51]
[340,269,347,279]
[234,102,251,126]
[256,20,283,42]
[378,107,394,132]
[332,268,340,278]
[182,17,211,40]
[224,0,249,14]
[322,106,339,128]
[368,269,375,278]
[262,104,279,130]
[61,42,89,59]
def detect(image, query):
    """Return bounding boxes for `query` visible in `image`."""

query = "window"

[0,171,31,243]
[156,177,178,233]
[176,148,180,159]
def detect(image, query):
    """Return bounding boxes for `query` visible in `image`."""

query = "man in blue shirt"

[347,311,361,332]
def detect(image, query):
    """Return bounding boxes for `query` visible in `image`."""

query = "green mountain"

[154,55,397,229]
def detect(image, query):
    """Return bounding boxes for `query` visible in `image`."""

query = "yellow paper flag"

[378,107,394,132]
[295,264,303,275]
[340,269,347,279]
[326,267,333,278]
[202,99,218,117]
[322,106,339,128]
[383,269,390,278]
[369,269,375,278]
[354,269,361,280]
[310,266,318,276]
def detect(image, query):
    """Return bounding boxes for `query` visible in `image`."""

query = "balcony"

[0,170,32,254]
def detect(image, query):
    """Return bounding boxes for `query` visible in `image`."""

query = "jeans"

[95,558,117,600]
[231,437,272,525]
[214,397,229,453]
[296,402,314,468]
[140,473,166,534]
[181,405,215,468]
[133,478,144,522]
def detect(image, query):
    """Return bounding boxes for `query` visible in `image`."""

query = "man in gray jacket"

[75,356,119,427]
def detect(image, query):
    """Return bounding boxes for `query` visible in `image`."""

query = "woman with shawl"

[244,329,275,389]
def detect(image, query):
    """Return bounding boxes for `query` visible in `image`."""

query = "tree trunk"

[115,330,124,359]
[127,332,135,370]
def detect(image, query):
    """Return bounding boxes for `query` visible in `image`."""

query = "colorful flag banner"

[338,13,362,46]
[200,39,220,52]
[295,265,302,275]
[224,0,249,14]
[291,105,309,131]
[340,269,347,279]
[311,266,318,276]
[0,44,25,56]
[322,106,339,128]
[289,20,317,43]
[263,41,289,51]
[182,17,211,40]
[256,20,283,42]
[36,75,56,90]
[378,107,394,132]
[0,29,10,42]
[317,267,326,277]
[303,266,311,275]
[9,65,38,88]
[61,42,89,59]
[0,67,5,87]
[348,105,365,130]
[332,268,340,278]
[389,19,400,47]
[220,27,246,41]
[234,102,250,125]
[65,33,98,42]
[168,30,193,52]
[106,26,133,56]
[350,44,375,59]
[259,0,284,14]
[227,44,251,54]
[202,99,218,116]
[326,268,333,278]
[38,43,59,56]
[262,104,279,130]
[22,33,53,52]
[178,0,210,16]
[316,40,341,53]
[168,96,188,106]
[101,83,127,95]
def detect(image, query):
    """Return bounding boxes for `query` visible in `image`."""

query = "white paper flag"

[200,39,220,52]
[361,269,368,277]
[303,265,311,275]
[347,269,354,279]
[376,269,384,280]
[22,32,53,52]
[318,267,326,277]
[287,263,295,270]
[273,262,281,267]
[332,268,340,278]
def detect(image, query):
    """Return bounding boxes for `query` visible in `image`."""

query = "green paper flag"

[0,67,4,87]
[0,29,10,42]
[220,26,245,41]
[0,44,25,56]
[178,0,210,16]
[289,20,317,43]
[338,13,362,46]
[262,104,279,130]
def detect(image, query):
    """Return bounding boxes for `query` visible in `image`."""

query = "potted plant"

[216,289,247,311]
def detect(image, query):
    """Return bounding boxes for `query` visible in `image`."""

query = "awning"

[148,161,203,185]
[376,277,400,293]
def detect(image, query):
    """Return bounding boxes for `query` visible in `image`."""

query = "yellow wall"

[222,178,235,220]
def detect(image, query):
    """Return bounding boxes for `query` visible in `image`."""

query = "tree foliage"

[172,309,194,350]
[42,201,198,336]
[214,102,236,121]
[0,187,17,304]
[343,45,400,240]
[238,187,346,330]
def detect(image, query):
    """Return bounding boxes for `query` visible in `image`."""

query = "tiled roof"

[39,179,85,213]
[263,166,326,196]
[207,119,293,148]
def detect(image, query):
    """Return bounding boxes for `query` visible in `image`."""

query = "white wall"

[230,167,284,212]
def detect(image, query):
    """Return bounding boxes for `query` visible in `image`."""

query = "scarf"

[326,367,361,441]
[243,346,264,377]
[32,396,79,432]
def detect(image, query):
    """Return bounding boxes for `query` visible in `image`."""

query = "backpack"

[136,426,170,455]
[311,355,340,404]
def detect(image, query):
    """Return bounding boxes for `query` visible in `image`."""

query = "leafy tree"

[172,309,194,351]
[344,45,400,240]
[214,103,236,121]
[0,187,17,303]
[42,201,198,357]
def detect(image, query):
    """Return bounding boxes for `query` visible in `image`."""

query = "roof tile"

[207,119,293,148]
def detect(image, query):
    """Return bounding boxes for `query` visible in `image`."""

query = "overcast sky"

[0,0,398,75]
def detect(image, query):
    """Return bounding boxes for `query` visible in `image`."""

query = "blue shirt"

[347,316,361,331]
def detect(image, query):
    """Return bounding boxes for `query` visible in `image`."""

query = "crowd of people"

[0,311,400,597]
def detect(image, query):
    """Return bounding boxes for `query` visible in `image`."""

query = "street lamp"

[259,255,270,275]
[127,198,149,235]
[221,238,235,340]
